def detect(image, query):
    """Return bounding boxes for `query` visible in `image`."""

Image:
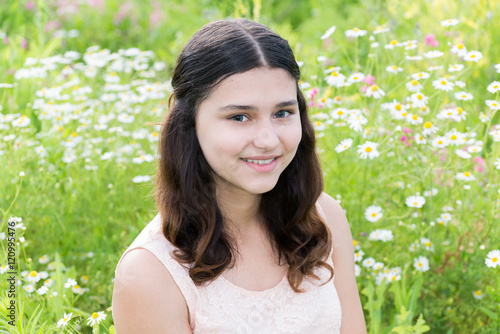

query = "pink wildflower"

[44,21,62,34]
[424,34,438,47]
[362,75,375,86]
[21,38,28,50]
[25,1,35,10]
[473,156,486,173]
[403,127,412,134]
[88,0,104,8]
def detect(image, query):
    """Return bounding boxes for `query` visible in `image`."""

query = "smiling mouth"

[241,157,277,165]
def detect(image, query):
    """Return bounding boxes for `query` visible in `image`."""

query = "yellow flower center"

[438,140,443,145]
[353,240,357,246]
[371,85,379,91]
[365,147,372,152]
[441,80,447,85]
[457,44,464,49]
[417,94,423,100]
[492,257,498,263]
[475,291,482,296]
[92,312,99,319]
[395,104,401,111]
[331,71,338,77]
[470,54,476,58]
[30,271,37,277]
[353,28,359,31]
[74,285,80,289]
[451,135,457,140]
[390,40,398,45]
[411,80,419,86]
[424,122,432,128]
[371,213,377,217]
[464,172,470,177]
[335,96,342,101]
[353,76,358,80]
[392,65,398,70]
[337,110,344,115]
[412,115,418,120]
[418,263,423,267]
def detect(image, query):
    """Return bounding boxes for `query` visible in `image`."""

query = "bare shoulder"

[318,192,367,333]
[112,248,192,334]
[317,192,351,241]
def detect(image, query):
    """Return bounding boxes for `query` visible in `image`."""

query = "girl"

[112,18,366,333]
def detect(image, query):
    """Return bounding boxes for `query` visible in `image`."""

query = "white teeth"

[242,158,275,165]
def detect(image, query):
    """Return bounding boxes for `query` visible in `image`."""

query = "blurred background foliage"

[1,0,500,332]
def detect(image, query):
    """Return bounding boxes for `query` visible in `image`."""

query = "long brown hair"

[156,18,333,292]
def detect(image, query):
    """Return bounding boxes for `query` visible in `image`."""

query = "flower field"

[0,0,499,333]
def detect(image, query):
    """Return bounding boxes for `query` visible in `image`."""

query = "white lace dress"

[116,203,342,333]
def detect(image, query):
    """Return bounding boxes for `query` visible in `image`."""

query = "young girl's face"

[195,67,302,197]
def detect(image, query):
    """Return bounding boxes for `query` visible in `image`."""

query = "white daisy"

[357,141,380,159]
[423,50,444,58]
[448,64,464,72]
[347,72,365,83]
[441,18,459,27]
[464,50,482,62]
[411,72,430,80]
[487,81,500,94]
[362,257,375,268]
[455,171,475,181]
[455,91,473,100]
[410,93,428,107]
[321,26,336,40]
[386,65,403,74]
[413,256,430,272]
[354,250,364,262]
[325,71,346,87]
[494,158,500,170]
[335,138,353,153]
[485,249,500,268]
[422,122,438,136]
[330,108,348,120]
[87,311,107,327]
[455,149,472,159]
[365,205,383,222]
[432,78,454,92]
[345,27,367,38]
[405,195,425,208]
[486,100,500,110]
[368,229,393,242]
[365,85,385,99]
[473,290,484,300]
[132,175,151,183]
[57,313,73,328]
[24,285,35,293]
[406,80,423,92]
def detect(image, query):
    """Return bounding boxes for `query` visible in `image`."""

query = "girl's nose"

[254,123,279,150]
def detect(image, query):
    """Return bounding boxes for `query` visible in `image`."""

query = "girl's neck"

[215,186,263,238]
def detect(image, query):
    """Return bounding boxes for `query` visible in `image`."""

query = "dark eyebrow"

[218,100,298,112]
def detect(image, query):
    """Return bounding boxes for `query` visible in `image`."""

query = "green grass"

[1,0,500,332]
